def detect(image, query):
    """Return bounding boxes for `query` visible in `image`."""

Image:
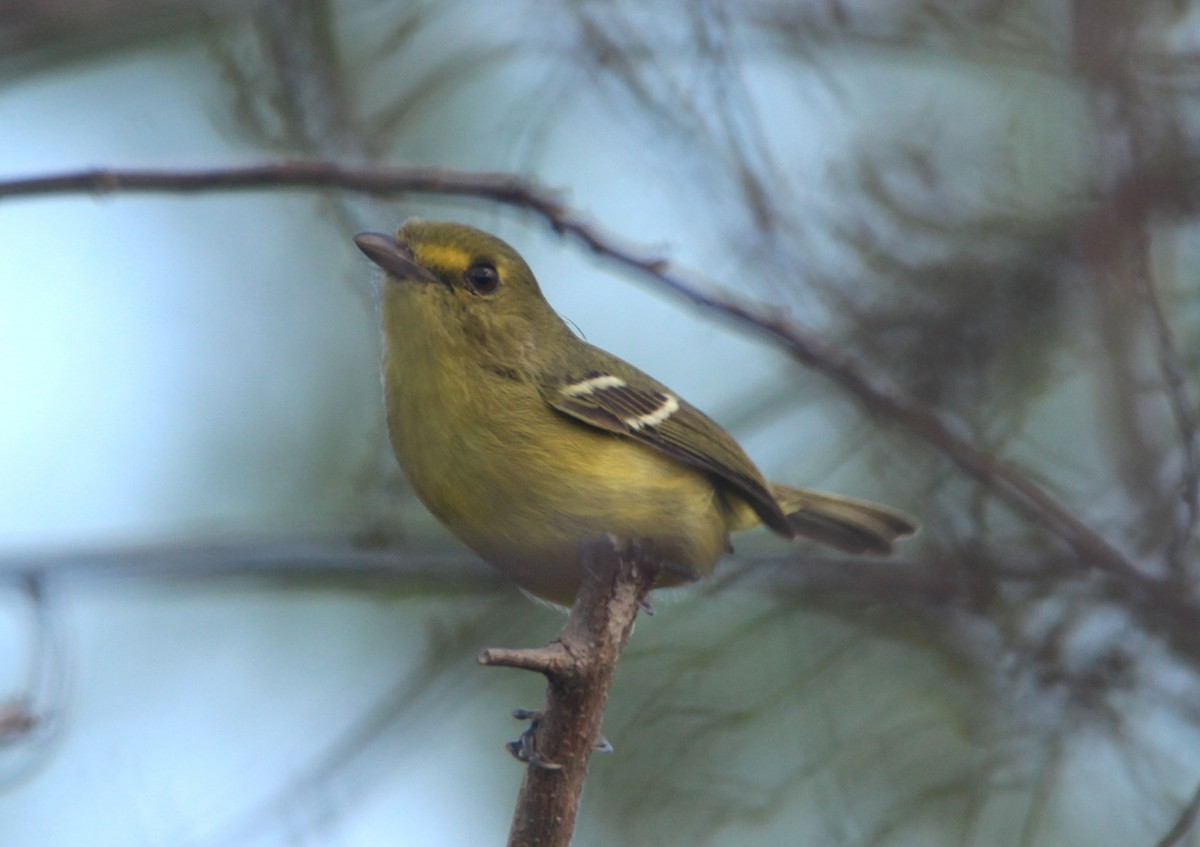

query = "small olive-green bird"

[355,220,915,604]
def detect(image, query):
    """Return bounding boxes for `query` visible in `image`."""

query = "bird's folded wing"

[541,371,793,537]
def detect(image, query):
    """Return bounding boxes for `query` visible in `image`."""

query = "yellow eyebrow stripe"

[415,243,470,270]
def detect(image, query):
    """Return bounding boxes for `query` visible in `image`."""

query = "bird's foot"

[506,708,612,769]
[507,708,561,771]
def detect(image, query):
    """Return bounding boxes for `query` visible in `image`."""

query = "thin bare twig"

[0,538,493,588]
[0,162,568,216]
[1133,249,1200,581]
[0,161,1148,587]
[478,537,661,847]
[1067,0,1198,590]
[0,537,967,614]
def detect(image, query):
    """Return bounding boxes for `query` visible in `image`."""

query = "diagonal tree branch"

[0,160,1150,588]
[0,161,568,214]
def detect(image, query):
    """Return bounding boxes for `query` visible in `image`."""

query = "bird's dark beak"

[353,232,442,286]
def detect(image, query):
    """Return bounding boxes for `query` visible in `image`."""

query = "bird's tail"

[730,484,917,555]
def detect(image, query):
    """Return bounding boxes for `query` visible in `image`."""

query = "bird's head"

[356,219,570,371]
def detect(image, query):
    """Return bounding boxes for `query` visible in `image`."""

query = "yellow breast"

[382,286,732,602]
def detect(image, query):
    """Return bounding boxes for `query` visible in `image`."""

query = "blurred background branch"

[5,1,1200,846]
[0,160,1152,589]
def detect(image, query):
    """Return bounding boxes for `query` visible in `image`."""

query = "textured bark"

[479,537,661,847]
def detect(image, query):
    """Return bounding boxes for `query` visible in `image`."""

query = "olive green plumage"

[355,220,916,604]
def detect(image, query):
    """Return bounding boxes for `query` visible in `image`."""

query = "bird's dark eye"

[464,262,500,295]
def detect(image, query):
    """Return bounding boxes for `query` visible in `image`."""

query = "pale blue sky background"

[2,4,1197,846]
[0,26,802,847]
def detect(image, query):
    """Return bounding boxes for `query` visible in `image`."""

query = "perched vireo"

[354,221,916,604]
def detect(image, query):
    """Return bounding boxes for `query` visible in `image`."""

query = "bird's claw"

[507,708,613,769]
[508,708,561,771]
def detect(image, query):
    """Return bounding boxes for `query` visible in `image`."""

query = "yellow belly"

[397,397,730,602]
[383,312,731,603]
